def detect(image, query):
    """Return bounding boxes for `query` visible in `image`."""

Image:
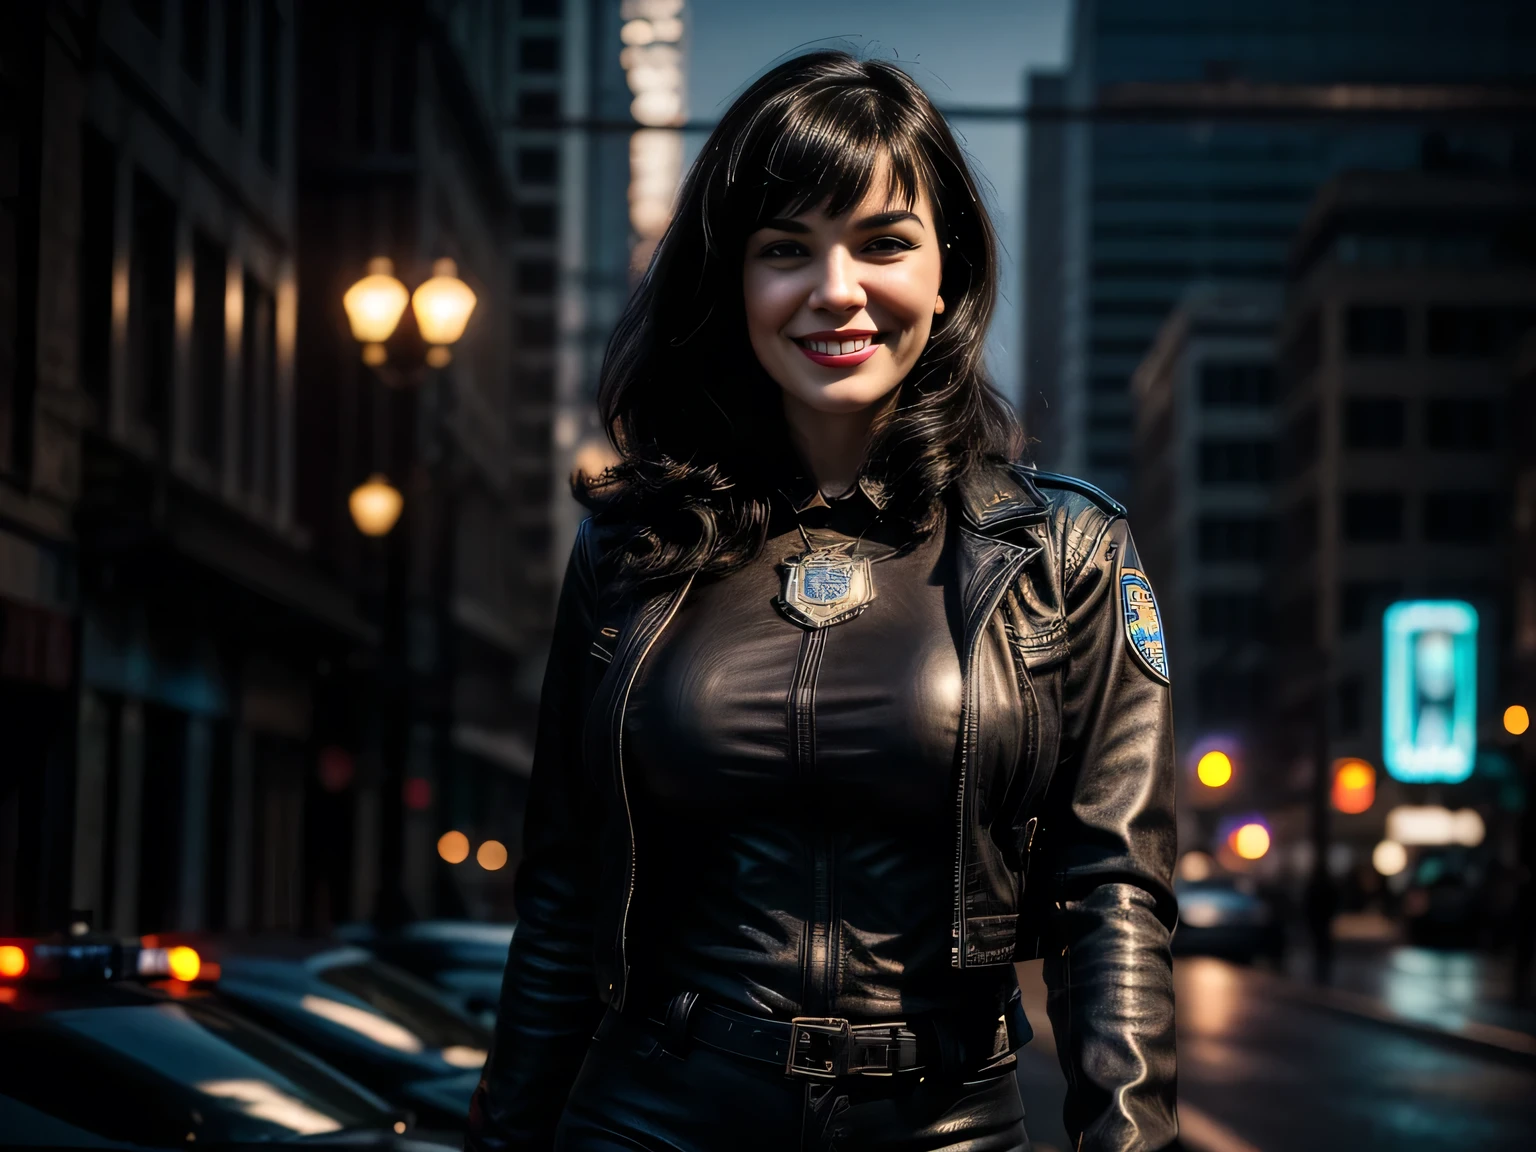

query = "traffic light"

[1332,758,1376,815]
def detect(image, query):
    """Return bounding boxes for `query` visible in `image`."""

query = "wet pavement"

[1014,956,1536,1152]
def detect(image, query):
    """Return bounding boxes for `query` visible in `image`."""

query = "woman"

[468,52,1177,1152]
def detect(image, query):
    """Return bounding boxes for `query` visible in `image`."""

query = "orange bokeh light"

[1332,758,1376,815]
[1229,823,1271,861]
[0,945,27,978]
[166,946,202,982]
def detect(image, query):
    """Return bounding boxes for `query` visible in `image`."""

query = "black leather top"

[623,480,1022,1020]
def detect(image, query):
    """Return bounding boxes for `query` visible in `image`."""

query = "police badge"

[1120,568,1170,682]
[777,542,876,630]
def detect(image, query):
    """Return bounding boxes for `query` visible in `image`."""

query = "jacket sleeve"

[467,519,607,1150]
[1041,511,1179,1152]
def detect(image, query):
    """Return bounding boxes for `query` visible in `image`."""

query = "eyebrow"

[760,209,924,234]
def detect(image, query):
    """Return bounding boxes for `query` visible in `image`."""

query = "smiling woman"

[469,50,1177,1152]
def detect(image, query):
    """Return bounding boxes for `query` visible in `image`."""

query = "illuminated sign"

[1381,600,1478,784]
[1384,805,1485,847]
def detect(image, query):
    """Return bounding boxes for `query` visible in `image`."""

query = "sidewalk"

[1272,935,1536,1059]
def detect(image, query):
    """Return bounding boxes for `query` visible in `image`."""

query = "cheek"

[742,267,801,338]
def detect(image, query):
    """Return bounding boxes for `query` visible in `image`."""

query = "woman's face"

[742,166,945,416]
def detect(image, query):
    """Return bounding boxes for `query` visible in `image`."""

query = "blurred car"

[335,921,514,1027]
[1173,877,1284,963]
[159,936,491,1131]
[0,935,451,1149]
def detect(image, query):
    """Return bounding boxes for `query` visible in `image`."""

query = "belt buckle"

[847,1022,919,1076]
[786,1017,850,1079]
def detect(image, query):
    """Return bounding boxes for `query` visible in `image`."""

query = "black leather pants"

[554,1009,1030,1152]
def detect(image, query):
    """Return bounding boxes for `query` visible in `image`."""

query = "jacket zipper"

[952,535,1040,967]
[612,573,697,1008]
[788,626,832,1012]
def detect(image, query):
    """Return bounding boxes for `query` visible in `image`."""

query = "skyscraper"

[1025,0,1536,503]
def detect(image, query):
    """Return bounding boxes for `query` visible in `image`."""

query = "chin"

[784,375,900,414]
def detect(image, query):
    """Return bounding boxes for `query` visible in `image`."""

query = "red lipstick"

[790,329,881,368]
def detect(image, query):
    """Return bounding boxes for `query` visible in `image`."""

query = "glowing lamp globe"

[411,259,477,361]
[342,258,410,360]
[348,474,403,537]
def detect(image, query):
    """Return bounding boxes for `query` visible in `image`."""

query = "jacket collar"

[778,466,890,514]
[953,460,1048,538]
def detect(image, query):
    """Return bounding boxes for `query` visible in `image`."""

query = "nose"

[806,246,866,315]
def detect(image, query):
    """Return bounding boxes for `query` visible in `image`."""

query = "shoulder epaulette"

[1017,467,1127,518]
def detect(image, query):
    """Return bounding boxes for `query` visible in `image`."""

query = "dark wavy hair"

[580,50,1022,584]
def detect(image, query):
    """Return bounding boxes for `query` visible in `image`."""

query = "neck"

[781,390,895,496]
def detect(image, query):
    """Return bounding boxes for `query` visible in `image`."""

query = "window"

[1091,336,1153,357]
[1344,397,1405,449]
[1284,497,1317,555]
[1336,677,1363,736]
[518,147,558,185]
[78,128,115,406]
[1425,306,1534,358]
[1342,491,1402,543]
[257,0,281,167]
[182,0,209,81]
[517,259,556,294]
[1282,400,1319,477]
[520,0,562,15]
[516,313,555,349]
[240,275,276,501]
[224,0,246,128]
[1199,362,1274,407]
[191,234,227,470]
[1423,491,1496,544]
[1090,373,1125,395]
[1340,580,1402,634]
[518,90,559,121]
[1197,593,1264,642]
[519,36,559,73]
[1424,398,1493,451]
[1088,411,1132,434]
[1196,665,1263,726]
[1345,305,1407,357]
[128,171,177,438]
[518,204,556,239]
[1279,307,1321,388]
[1198,439,1273,483]
[1197,517,1271,562]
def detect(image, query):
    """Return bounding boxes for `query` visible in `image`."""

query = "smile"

[790,330,885,367]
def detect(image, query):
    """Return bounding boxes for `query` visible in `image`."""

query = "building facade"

[1268,171,1535,860]
[1132,285,1280,818]
[1025,0,1536,505]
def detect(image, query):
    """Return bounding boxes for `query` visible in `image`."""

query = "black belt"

[625,990,1017,1081]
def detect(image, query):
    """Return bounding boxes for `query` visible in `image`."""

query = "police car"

[151,936,491,1131]
[334,921,515,1027]
[0,935,453,1148]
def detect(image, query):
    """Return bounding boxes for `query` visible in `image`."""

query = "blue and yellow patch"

[1120,568,1169,683]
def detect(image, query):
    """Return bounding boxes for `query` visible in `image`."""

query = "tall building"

[1025,0,1536,504]
[1132,286,1280,797]
[1268,171,1535,845]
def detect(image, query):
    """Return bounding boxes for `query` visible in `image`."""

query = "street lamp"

[348,473,403,537]
[341,257,478,377]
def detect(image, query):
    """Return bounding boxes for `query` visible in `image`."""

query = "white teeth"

[803,337,872,355]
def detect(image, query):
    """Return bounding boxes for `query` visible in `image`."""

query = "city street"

[1016,958,1536,1152]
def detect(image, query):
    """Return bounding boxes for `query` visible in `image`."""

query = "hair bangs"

[724,85,932,245]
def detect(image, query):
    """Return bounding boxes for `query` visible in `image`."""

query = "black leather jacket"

[468,461,1179,1151]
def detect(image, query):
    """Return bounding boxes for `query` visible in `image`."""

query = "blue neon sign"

[1382,600,1478,784]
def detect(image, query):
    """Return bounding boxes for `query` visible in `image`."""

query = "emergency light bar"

[0,937,211,985]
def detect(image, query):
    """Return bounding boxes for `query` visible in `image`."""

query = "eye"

[864,235,917,253]
[757,239,808,259]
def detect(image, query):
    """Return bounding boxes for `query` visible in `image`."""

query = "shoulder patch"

[1120,568,1169,682]
[1023,469,1128,517]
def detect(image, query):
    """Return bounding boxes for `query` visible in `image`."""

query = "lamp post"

[340,257,473,929]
